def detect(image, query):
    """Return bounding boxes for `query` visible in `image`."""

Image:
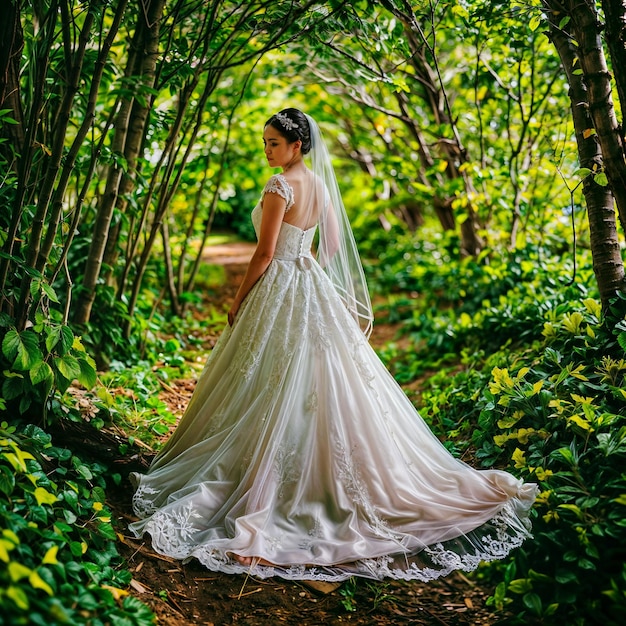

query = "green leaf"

[523,592,543,615]
[2,374,24,400]
[41,282,60,303]
[77,357,97,389]
[59,325,74,355]
[5,329,43,370]
[30,360,54,386]
[0,465,16,495]
[97,521,117,540]
[509,578,533,594]
[54,355,81,381]
[18,394,31,414]
[529,15,541,31]
[2,328,20,360]
[594,172,608,186]
[45,325,63,353]
[74,464,93,481]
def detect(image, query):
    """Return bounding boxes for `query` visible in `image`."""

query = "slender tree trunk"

[544,3,625,309]
[123,72,216,334]
[74,0,166,324]
[383,0,483,253]
[602,0,626,122]
[12,0,59,327]
[564,0,626,233]
[38,0,128,273]
[0,0,25,155]
[177,158,210,294]
[0,0,25,314]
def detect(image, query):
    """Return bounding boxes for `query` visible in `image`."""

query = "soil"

[79,241,511,625]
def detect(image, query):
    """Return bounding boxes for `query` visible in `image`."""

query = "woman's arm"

[228,192,286,325]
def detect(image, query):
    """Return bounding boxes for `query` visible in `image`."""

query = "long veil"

[305,114,374,337]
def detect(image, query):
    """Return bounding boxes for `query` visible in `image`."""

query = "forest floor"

[96,241,511,626]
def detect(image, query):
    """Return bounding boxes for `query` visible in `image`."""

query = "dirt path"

[112,243,509,625]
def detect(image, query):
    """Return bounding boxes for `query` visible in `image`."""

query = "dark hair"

[265,108,311,155]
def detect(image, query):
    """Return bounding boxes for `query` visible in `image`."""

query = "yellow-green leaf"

[512,448,527,469]
[529,15,541,31]
[42,545,59,565]
[29,570,54,596]
[558,503,584,519]
[568,415,593,431]
[0,538,15,562]
[8,561,31,582]
[33,486,57,506]
[5,585,29,610]
[493,434,510,447]
[101,584,129,600]
[594,172,608,186]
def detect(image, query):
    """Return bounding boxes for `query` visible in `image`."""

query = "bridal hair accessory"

[276,111,299,132]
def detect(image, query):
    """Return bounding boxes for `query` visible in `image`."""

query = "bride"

[129,108,537,582]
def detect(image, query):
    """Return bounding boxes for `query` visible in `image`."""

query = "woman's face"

[263,124,299,168]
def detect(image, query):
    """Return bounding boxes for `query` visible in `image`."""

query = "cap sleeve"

[262,174,295,212]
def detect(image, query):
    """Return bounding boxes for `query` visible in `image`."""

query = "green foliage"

[0,310,96,423]
[95,361,180,450]
[0,423,154,625]
[372,234,591,384]
[407,289,626,624]
[368,229,626,622]
[471,298,626,623]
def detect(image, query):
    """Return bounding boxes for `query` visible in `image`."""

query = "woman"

[129,108,537,582]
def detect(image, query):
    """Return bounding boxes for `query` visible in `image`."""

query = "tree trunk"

[0,0,25,156]
[74,0,166,324]
[11,0,59,328]
[544,2,625,309]
[564,0,626,234]
[602,0,626,124]
[38,0,128,273]
[0,0,25,313]
[383,0,483,253]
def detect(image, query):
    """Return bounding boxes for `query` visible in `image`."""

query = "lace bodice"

[252,175,317,261]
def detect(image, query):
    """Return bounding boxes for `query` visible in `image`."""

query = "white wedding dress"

[129,174,537,582]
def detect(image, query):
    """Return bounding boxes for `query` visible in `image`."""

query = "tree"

[541,0,626,310]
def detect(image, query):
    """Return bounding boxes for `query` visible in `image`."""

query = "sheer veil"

[305,114,374,337]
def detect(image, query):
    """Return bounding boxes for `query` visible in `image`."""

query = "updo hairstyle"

[265,108,311,155]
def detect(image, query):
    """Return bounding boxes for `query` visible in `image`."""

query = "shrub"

[0,422,155,625]
[0,309,97,424]
[425,297,626,624]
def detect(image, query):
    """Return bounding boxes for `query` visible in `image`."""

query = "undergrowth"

[2,228,626,624]
[369,239,626,624]
[0,422,154,624]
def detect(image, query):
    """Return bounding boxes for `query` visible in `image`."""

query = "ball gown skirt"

[129,202,537,583]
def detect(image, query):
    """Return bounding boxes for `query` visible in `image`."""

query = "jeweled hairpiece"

[275,112,299,132]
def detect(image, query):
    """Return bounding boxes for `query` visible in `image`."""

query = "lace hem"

[130,499,533,582]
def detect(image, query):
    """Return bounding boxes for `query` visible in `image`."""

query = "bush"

[0,422,155,625]
[417,296,626,624]
[0,309,97,424]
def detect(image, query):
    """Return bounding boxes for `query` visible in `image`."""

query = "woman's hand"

[227,301,240,326]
